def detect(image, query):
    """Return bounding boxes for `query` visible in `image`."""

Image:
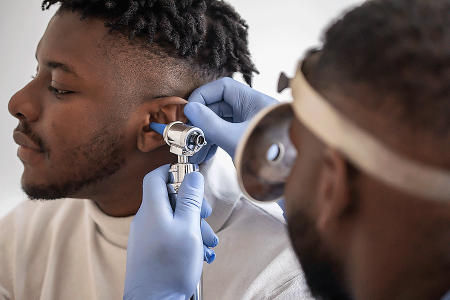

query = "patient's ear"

[136,97,189,152]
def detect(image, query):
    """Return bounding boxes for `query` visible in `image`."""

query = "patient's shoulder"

[0,198,88,240]
[2,198,84,220]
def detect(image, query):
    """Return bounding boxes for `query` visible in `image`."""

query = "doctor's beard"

[287,210,354,300]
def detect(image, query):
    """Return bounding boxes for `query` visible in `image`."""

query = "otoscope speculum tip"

[149,122,166,135]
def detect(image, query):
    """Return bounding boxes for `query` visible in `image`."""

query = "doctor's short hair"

[311,0,450,136]
[41,0,258,86]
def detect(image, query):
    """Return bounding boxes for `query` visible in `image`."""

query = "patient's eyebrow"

[46,61,81,78]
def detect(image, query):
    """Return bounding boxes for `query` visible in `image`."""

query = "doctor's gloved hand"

[185,77,279,163]
[123,164,218,300]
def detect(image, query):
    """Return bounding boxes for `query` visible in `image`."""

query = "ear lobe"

[316,148,351,231]
[137,96,189,152]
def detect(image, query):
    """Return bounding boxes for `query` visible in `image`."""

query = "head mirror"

[235,103,297,202]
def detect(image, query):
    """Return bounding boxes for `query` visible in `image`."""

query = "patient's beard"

[288,210,354,300]
[22,125,127,201]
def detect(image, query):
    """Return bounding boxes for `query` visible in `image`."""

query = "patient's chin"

[23,182,82,200]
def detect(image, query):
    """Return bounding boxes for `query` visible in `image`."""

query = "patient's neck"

[78,145,177,217]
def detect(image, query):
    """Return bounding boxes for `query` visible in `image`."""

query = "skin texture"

[285,118,353,300]
[285,74,450,300]
[8,11,194,217]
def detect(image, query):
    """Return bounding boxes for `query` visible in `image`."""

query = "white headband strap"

[290,64,450,201]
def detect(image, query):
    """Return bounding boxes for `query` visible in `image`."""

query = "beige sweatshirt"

[0,150,312,300]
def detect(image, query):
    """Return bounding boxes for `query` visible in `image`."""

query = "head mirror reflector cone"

[235,103,297,202]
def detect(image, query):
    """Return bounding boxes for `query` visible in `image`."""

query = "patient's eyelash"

[48,85,73,98]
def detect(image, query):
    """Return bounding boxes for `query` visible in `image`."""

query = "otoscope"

[149,121,207,300]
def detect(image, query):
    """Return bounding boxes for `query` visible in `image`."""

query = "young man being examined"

[1,1,310,299]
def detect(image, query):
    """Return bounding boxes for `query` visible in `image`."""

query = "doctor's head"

[285,0,450,299]
[8,0,256,216]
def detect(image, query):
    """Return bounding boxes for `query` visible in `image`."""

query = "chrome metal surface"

[168,162,199,194]
[235,103,297,202]
[163,121,207,156]
[190,274,203,300]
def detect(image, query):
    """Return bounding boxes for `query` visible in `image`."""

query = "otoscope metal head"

[150,121,207,156]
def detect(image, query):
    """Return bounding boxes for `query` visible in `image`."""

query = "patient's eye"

[48,85,73,99]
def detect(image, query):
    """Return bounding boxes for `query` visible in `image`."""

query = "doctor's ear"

[136,96,189,152]
[316,148,351,231]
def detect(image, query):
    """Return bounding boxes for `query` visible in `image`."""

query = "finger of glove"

[188,77,279,121]
[189,143,218,165]
[184,102,236,156]
[204,144,218,162]
[185,115,217,165]
[185,102,232,131]
[205,101,233,119]
[200,198,212,219]
[187,77,235,105]
[189,140,213,164]
[174,172,204,225]
[188,77,252,107]
[201,219,218,248]
[245,93,280,118]
[203,244,216,264]
[141,164,173,223]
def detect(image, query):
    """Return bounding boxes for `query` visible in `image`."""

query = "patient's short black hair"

[42,0,258,86]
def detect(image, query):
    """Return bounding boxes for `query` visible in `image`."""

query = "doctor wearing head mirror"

[126,0,450,299]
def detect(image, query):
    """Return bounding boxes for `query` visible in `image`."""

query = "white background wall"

[0,0,364,219]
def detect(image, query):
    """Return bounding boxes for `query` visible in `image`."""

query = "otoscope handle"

[168,157,202,300]
[151,122,205,300]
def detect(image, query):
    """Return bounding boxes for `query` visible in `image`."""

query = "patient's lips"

[13,131,45,163]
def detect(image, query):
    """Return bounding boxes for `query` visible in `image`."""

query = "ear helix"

[148,97,188,125]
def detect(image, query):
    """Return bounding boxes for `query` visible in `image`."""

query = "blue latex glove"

[185,77,279,163]
[124,164,218,300]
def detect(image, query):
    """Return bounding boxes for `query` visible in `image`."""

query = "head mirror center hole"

[266,143,285,164]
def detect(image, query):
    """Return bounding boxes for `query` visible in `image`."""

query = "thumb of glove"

[175,171,204,226]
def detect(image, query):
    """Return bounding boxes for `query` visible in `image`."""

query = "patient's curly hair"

[312,0,450,135]
[41,0,258,86]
